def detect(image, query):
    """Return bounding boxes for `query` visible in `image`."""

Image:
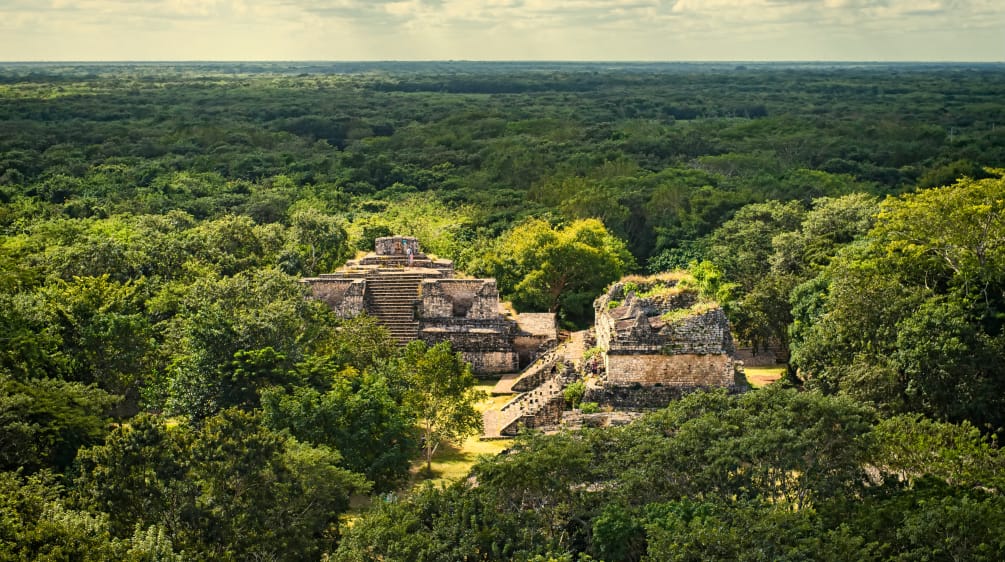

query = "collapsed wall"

[589,274,745,408]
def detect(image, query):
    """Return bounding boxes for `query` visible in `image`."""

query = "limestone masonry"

[588,274,746,407]
[302,236,556,375]
[481,274,748,439]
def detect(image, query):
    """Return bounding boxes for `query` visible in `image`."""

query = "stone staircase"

[483,375,565,438]
[510,349,564,392]
[364,273,423,344]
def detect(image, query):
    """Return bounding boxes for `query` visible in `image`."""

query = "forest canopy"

[2,62,1004,560]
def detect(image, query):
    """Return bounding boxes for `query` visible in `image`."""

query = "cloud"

[0,0,1002,60]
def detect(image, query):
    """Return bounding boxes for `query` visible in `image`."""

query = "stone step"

[369,311,415,319]
[484,375,565,438]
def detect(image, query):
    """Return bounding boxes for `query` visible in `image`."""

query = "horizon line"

[1,59,1003,65]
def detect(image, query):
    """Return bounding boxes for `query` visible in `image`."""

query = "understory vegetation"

[1,62,1004,560]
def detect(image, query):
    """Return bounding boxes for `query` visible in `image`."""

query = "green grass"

[409,436,512,489]
[745,365,786,388]
[408,377,514,489]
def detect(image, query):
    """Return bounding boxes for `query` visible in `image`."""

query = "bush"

[564,382,585,409]
[579,402,600,414]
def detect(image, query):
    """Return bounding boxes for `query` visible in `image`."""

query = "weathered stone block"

[419,279,500,319]
[605,353,735,386]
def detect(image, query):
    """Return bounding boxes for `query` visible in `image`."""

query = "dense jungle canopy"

[1,62,1004,560]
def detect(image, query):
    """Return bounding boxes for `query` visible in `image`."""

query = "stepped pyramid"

[303,236,556,375]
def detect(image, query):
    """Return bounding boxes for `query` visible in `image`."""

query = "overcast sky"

[1,0,1003,62]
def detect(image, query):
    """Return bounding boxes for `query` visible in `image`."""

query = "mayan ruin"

[586,273,747,407]
[481,272,746,437]
[302,236,557,375]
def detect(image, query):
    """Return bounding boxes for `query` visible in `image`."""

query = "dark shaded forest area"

[1,62,1004,560]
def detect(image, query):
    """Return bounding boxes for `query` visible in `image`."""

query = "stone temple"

[585,273,746,407]
[302,236,556,375]
[481,273,747,438]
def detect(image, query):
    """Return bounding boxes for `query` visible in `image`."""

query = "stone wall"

[374,236,421,256]
[462,351,520,375]
[604,353,735,386]
[419,324,514,350]
[512,352,565,392]
[584,380,744,409]
[500,396,564,435]
[597,302,733,356]
[513,335,552,367]
[301,278,365,318]
[656,309,735,355]
[419,279,500,319]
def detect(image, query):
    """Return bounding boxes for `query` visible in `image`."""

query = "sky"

[1,0,1003,62]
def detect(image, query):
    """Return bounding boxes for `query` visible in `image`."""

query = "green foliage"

[707,200,805,292]
[579,402,600,414]
[475,218,635,327]
[261,367,419,492]
[563,381,586,409]
[340,387,1005,561]
[155,267,335,419]
[284,205,350,276]
[73,414,196,538]
[44,275,155,404]
[680,261,736,305]
[74,409,368,560]
[0,377,116,472]
[0,471,131,561]
[705,193,880,356]
[349,193,478,264]
[400,341,486,473]
[578,402,598,416]
[791,174,1005,430]
[2,63,1005,560]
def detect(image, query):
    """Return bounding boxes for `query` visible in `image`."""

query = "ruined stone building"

[302,236,556,375]
[587,273,746,407]
[481,272,747,438]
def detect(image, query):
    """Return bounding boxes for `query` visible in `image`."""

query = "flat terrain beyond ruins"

[3,61,1004,561]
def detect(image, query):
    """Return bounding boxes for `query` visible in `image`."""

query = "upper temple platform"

[343,236,455,273]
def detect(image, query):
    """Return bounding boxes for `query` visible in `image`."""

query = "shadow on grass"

[410,437,512,488]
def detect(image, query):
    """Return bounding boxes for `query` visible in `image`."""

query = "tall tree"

[261,367,419,492]
[474,218,634,326]
[400,341,485,473]
[791,173,1005,430]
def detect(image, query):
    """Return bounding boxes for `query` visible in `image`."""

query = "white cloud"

[0,0,1001,60]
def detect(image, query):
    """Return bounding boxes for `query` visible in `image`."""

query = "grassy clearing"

[408,377,514,489]
[408,436,512,489]
[745,365,786,388]
[476,379,516,410]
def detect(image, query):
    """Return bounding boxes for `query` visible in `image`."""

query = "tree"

[75,409,368,560]
[400,341,485,473]
[0,376,117,472]
[153,267,336,419]
[706,200,804,292]
[283,206,349,276]
[73,414,197,539]
[563,381,585,409]
[261,367,419,492]
[0,470,137,561]
[707,194,878,358]
[790,173,1005,430]
[475,218,634,327]
[44,275,155,407]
